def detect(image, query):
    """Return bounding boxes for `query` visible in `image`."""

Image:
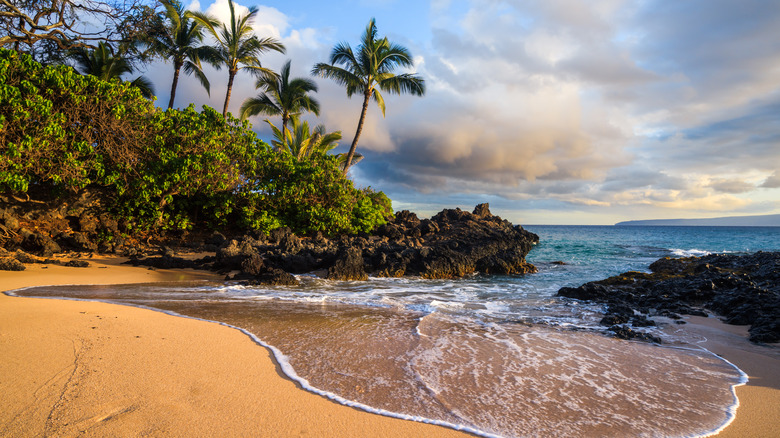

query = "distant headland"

[615,214,780,227]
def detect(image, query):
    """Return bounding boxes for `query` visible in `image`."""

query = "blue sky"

[143,0,780,225]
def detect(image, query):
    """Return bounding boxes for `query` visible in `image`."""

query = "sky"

[141,0,780,225]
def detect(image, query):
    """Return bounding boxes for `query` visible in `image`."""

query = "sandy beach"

[1,256,778,437]
[0,256,472,437]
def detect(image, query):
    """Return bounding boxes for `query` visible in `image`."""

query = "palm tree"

[69,42,155,98]
[240,59,320,146]
[190,0,285,117]
[145,0,213,109]
[266,117,362,168]
[312,18,425,173]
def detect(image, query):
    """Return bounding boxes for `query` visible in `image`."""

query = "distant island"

[615,214,780,227]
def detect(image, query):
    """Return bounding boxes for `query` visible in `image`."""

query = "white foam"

[670,248,712,257]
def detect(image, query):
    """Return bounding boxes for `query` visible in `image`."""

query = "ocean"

[13,225,780,437]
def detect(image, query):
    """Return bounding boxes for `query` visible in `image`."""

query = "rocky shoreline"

[558,252,780,344]
[1,203,540,283]
[4,199,779,344]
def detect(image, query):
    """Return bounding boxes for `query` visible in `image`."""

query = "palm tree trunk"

[168,61,182,109]
[344,91,371,174]
[223,69,236,117]
[282,112,289,147]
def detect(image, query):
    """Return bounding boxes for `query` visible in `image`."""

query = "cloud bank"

[146,0,780,224]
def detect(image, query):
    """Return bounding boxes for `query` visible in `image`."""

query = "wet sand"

[1,255,777,437]
[680,316,780,438]
[0,256,472,437]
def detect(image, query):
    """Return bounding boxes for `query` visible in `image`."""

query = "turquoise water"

[526,225,780,279]
[14,225,779,438]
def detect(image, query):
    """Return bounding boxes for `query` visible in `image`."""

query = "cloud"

[144,0,780,223]
[762,172,780,189]
[706,178,755,194]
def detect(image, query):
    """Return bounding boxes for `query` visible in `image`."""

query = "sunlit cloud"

[143,0,780,224]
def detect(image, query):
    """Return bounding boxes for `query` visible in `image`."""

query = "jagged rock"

[63,260,90,268]
[57,231,98,252]
[472,203,492,218]
[558,252,780,343]
[78,213,99,234]
[3,214,20,232]
[242,267,299,286]
[328,247,368,281]
[608,325,662,343]
[123,256,197,270]
[0,257,25,271]
[106,204,540,288]
[22,233,61,257]
[240,253,265,276]
[14,250,43,264]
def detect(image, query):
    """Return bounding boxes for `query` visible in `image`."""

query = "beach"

[0,256,472,437]
[1,256,778,437]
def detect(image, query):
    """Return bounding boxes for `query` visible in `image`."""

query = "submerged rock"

[558,252,780,343]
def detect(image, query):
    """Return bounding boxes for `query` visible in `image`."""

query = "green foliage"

[0,47,154,193]
[0,48,392,236]
[240,151,390,235]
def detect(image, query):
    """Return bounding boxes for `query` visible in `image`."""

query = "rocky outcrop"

[121,204,539,285]
[242,204,536,282]
[557,252,780,343]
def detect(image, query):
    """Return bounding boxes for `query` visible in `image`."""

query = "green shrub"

[0,48,392,237]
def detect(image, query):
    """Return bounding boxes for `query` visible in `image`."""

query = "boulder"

[0,257,25,271]
[328,247,368,281]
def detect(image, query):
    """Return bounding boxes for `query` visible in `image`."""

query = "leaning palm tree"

[312,18,425,173]
[69,42,155,98]
[240,59,320,146]
[145,0,213,109]
[190,0,285,117]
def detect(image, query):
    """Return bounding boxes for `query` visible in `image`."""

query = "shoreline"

[0,256,473,437]
[0,256,777,437]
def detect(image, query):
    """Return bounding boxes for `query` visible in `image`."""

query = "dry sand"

[0,256,777,437]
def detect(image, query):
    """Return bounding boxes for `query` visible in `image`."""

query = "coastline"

[0,256,472,437]
[681,316,780,438]
[0,256,777,437]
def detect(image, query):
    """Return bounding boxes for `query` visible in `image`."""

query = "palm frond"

[372,88,386,117]
[183,60,210,95]
[130,76,156,99]
[240,94,281,120]
[378,73,426,96]
[312,63,364,97]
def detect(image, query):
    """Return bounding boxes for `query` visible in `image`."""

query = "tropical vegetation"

[190,0,286,117]
[1,6,426,239]
[0,49,390,235]
[68,41,155,98]
[241,59,320,146]
[312,18,425,172]
[144,0,213,109]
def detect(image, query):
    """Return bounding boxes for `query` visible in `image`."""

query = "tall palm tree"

[145,0,213,109]
[240,59,320,146]
[190,0,285,117]
[312,18,425,173]
[69,42,155,98]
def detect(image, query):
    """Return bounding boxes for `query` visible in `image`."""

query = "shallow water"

[14,225,780,437]
[18,281,745,438]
